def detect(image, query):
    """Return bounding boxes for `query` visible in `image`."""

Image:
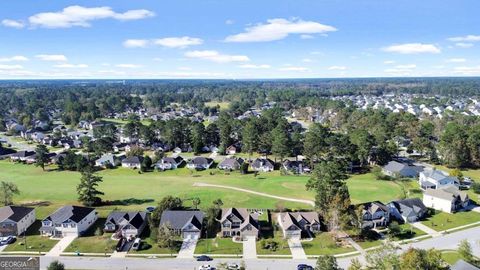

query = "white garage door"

[183,232,199,240]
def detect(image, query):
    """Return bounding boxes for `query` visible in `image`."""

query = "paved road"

[36,225,480,270]
[288,238,307,259]
[193,182,315,207]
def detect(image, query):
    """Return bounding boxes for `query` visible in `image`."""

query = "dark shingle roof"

[44,205,95,223]
[105,211,147,229]
[160,210,204,231]
[0,206,34,223]
[122,156,144,164]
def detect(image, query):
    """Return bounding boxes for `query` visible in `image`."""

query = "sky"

[0,0,479,79]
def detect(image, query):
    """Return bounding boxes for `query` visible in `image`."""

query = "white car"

[198,265,212,270]
[227,263,240,270]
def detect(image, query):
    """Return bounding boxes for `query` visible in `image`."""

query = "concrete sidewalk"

[411,222,440,237]
[45,235,77,257]
[287,238,307,259]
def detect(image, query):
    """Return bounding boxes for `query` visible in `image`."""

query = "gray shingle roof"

[160,210,204,231]
[105,211,147,229]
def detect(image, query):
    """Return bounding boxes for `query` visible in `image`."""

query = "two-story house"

[0,206,36,237]
[40,205,97,238]
[361,201,390,229]
[104,211,147,239]
[219,208,259,240]
[277,212,323,239]
[419,169,458,190]
[423,186,470,213]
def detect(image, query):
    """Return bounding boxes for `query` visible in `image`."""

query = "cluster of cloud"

[384,63,417,76]
[224,18,337,42]
[184,50,250,63]
[383,43,441,54]
[123,36,203,48]
[2,5,154,29]
[447,35,480,48]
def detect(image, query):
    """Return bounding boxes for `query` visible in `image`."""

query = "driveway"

[45,235,77,257]
[410,222,440,237]
[177,233,199,259]
[287,238,306,259]
[243,236,257,259]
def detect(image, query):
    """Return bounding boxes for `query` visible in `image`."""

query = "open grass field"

[195,237,243,255]
[204,101,230,110]
[421,210,480,231]
[302,233,355,255]
[1,161,419,215]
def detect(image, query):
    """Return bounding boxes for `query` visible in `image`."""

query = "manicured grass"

[205,101,230,110]
[421,210,480,231]
[256,231,291,255]
[64,219,116,254]
[1,161,412,214]
[194,237,242,255]
[132,237,182,255]
[302,233,355,255]
[4,221,59,253]
[393,223,426,240]
[441,251,462,265]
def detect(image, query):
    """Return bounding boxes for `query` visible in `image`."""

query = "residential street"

[37,225,480,270]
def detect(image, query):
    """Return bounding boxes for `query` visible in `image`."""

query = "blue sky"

[0,0,479,79]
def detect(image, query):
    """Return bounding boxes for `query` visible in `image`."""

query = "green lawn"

[64,219,116,254]
[421,210,480,231]
[4,221,59,253]
[132,237,182,255]
[205,101,230,110]
[442,251,462,265]
[194,237,242,255]
[0,161,415,216]
[256,231,291,255]
[302,233,355,255]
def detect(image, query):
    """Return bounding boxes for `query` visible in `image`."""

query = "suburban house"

[219,208,259,239]
[251,158,275,172]
[40,205,97,237]
[186,157,214,170]
[218,157,244,171]
[113,142,127,153]
[382,161,423,178]
[419,169,458,190]
[159,210,204,239]
[423,186,470,213]
[226,145,238,155]
[154,156,184,170]
[121,156,144,169]
[9,151,35,162]
[361,201,390,229]
[95,154,123,168]
[388,198,428,223]
[104,211,147,239]
[282,160,311,174]
[277,212,322,239]
[0,206,36,236]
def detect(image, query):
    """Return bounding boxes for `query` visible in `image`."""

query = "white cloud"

[123,39,149,48]
[224,18,337,43]
[153,58,163,62]
[446,58,466,63]
[302,58,313,63]
[153,36,203,48]
[177,67,192,71]
[35,54,68,61]
[328,66,347,70]
[452,66,480,75]
[300,34,314,39]
[54,63,88,68]
[384,60,396,64]
[115,64,142,68]
[225,19,234,25]
[383,43,441,54]
[447,35,480,42]
[0,56,29,62]
[28,5,154,28]
[279,66,309,72]
[395,64,416,69]
[185,50,250,63]
[1,19,25,29]
[238,64,271,69]
[455,42,474,48]
[0,64,24,70]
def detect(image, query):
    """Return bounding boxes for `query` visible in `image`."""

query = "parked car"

[196,255,213,261]
[0,236,15,245]
[198,264,213,270]
[227,263,239,270]
[131,238,141,250]
[297,264,314,270]
[146,206,155,213]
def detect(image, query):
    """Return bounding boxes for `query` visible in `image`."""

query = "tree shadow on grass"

[103,198,154,206]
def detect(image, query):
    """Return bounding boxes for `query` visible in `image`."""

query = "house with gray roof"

[251,158,275,172]
[159,210,204,239]
[121,156,144,169]
[104,211,147,239]
[9,151,35,162]
[154,156,184,170]
[277,212,322,239]
[382,161,423,178]
[423,186,470,213]
[282,160,311,174]
[40,205,97,237]
[95,154,123,168]
[419,169,458,190]
[219,208,259,240]
[0,206,35,236]
[218,157,244,171]
[451,259,480,270]
[388,198,427,223]
[361,201,390,229]
[186,157,213,170]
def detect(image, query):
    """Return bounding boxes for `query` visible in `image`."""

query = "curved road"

[193,182,315,207]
